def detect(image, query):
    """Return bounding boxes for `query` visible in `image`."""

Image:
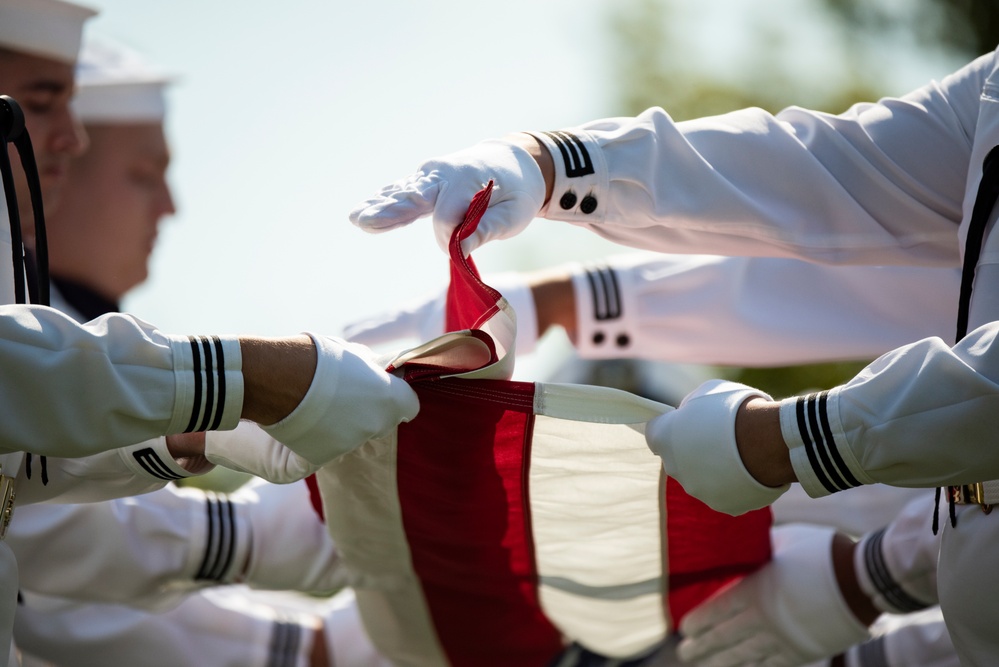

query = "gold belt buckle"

[952,482,993,514]
[0,473,16,539]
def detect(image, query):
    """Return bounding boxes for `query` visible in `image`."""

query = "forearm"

[854,494,940,613]
[526,266,576,341]
[239,335,316,425]
[213,333,418,472]
[10,485,242,606]
[780,322,999,496]
[732,320,999,499]
[832,532,880,627]
[16,440,204,506]
[735,397,795,488]
[0,308,319,453]
[168,334,318,460]
[0,305,240,456]
[526,89,973,264]
[563,253,959,366]
[15,589,315,667]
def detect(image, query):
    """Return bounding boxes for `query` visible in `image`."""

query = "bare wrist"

[734,397,796,487]
[166,431,205,458]
[240,335,317,425]
[527,268,576,340]
[831,532,880,626]
[309,620,329,667]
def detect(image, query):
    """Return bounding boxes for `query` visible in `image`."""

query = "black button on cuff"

[580,195,598,214]
[615,334,631,348]
[559,191,577,210]
[592,332,605,345]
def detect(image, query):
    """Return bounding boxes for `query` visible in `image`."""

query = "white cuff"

[175,487,252,585]
[780,389,873,498]
[168,334,243,435]
[118,437,204,482]
[571,262,640,357]
[526,129,607,223]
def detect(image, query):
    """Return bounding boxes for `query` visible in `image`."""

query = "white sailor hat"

[0,0,97,64]
[73,39,173,123]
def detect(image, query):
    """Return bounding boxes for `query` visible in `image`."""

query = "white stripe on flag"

[530,410,667,658]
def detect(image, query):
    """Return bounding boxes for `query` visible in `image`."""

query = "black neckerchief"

[51,274,119,320]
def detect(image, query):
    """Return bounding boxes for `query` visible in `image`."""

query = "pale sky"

[85,0,618,343]
[79,0,965,378]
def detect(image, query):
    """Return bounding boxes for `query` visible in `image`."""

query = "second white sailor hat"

[72,39,174,123]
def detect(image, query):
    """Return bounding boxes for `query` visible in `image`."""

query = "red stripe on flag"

[304,473,325,522]
[397,378,564,667]
[445,182,504,334]
[664,476,773,626]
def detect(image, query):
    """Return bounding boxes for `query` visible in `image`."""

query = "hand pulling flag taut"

[312,182,773,667]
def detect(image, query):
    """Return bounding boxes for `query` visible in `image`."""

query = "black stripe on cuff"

[186,335,228,434]
[542,130,595,178]
[806,393,849,491]
[585,266,622,321]
[268,619,302,667]
[818,392,861,487]
[795,393,859,494]
[855,635,889,667]
[185,336,204,433]
[796,396,838,494]
[863,528,931,613]
[131,447,183,481]
[197,337,215,432]
[210,336,226,431]
[195,493,236,582]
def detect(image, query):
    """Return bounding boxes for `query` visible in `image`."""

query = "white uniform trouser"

[0,543,15,667]
[937,507,998,666]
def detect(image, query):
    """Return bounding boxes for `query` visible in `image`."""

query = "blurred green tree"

[608,0,883,119]
[821,0,999,62]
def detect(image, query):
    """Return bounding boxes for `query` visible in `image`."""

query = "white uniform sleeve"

[771,485,932,539]
[232,478,347,594]
[0,305,242,457]
[10,477,340,609]
[844,607,957,667]
[570,253,959,365]
[14,439,205,506]
[854,494,940,613]
[13,588,315,667]
[529,52,992,266]
[778,321,999,494]
[8,484,251,609]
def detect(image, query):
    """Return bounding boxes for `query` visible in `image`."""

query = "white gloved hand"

[262,334,419,466]
[205,421,320,484]
[677,524,871,667]
[349,137,547,255]
[343,273,539,354]
[645,379,788,515]
[233,478,348,593]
